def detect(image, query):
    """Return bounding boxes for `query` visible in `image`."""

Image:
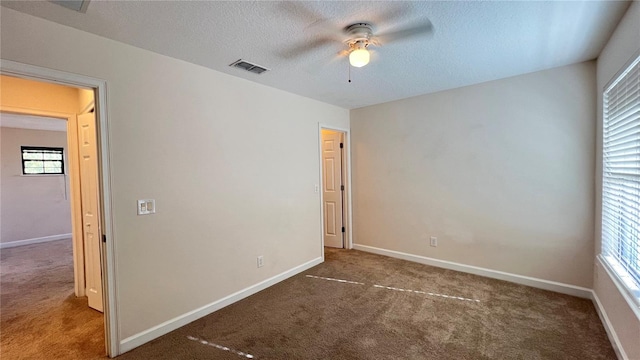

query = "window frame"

[21,146,65,175]
[601,50,640,311]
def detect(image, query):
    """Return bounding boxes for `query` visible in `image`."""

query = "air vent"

[50,0,90,12]
[229,59,269,75]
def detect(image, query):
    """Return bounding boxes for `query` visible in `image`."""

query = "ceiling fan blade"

[306,19,346,41]
[374,20,434,45]
[373,4,413,25]
[278,38,337,59]
[277,2,345,41]
[277,1,325,23]
[337,49,350,58]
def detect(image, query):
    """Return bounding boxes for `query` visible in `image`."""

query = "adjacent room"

[0,76,105,358]
[0,1,638,359]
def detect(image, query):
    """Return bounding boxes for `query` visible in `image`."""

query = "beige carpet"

[0,239,105,360]
[117,248,616,360]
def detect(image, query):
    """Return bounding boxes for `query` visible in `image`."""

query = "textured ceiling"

[1,1,631,109]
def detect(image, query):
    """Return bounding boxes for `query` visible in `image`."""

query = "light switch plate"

[137,199,156,215]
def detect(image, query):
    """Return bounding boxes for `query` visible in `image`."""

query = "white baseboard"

[119,257,323,354]
[0,233,71,249]
[591,291,628,360]
[353,244,592,299]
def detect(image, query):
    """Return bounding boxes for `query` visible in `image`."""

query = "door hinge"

[341,185,345,191]
[102,234,106,243]
[342,226,345,233]
[340,143,343,149]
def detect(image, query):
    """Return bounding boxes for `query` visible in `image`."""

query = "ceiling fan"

[342,23,377,68]
[279,3,434,68]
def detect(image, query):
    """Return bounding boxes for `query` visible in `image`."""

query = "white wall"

[351,61,596,288]
[0,7,349,346]
[0,126,71,242]
[594,2,640,359]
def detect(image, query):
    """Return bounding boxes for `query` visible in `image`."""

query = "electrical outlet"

[430,236,437,247]
[257,255,264,268]
[314,184,319,193]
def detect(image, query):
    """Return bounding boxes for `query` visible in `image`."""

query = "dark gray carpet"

[1,243,614,359]
[117,248,615,360]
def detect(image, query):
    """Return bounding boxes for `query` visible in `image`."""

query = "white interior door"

[78,112,103,312]
[322,130,344,248]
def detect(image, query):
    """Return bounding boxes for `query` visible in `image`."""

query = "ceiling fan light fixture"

[349,43,370,68]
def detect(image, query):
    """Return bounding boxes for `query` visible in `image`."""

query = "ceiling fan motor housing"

[345,23,373,48]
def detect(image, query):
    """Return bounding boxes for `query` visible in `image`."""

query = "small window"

[21,146,65,175]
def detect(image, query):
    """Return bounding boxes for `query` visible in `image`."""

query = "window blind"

[602,54,640,301]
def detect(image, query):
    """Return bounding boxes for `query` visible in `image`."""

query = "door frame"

[0,106,86,298]
[1,59,119,357]
[318,124,353,258]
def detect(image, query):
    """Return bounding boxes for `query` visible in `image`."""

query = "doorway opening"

[319,125,352,254]
[0,61,117,357]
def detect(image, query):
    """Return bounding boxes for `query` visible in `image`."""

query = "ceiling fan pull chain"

[348,62,351,83]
